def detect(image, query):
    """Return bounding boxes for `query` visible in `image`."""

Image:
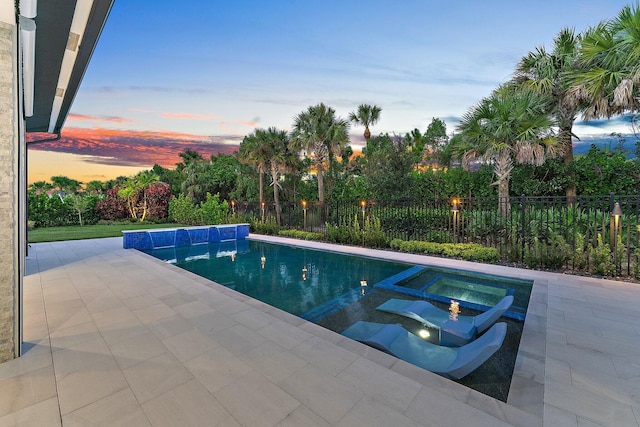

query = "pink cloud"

[161,112,221,120]
[27,127,241,168]
[233,120,258,128]
[67,113,133,123]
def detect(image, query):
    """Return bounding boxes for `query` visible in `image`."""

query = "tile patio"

[0,235,638,426]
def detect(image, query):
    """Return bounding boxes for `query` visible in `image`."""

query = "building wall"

[0,20,17,362]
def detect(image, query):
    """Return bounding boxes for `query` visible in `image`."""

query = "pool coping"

[139,234,546,424]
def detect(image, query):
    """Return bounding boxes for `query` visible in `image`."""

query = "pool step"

[300,287,376,323]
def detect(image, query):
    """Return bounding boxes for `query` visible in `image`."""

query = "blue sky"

[29,1,637,183]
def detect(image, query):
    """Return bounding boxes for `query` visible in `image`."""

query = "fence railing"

[234,194,640,277]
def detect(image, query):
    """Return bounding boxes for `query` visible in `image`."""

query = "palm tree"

[291,103,350,203]
[176,149,204,172]
[263,127,296,225]
[349,104,381,141]
[29,181,53,194]
[85,180,105,194]
[515,27,583,199]
[454,85,558,216]
[238,131,270,203]
[118,172,159,221]
[569,5,640,118]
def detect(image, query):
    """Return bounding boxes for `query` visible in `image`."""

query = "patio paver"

[0,235,637,426]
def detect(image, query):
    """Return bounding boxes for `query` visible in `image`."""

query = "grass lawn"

[28,223,188,243]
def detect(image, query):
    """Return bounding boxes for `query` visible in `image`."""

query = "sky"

[28,0,638,184]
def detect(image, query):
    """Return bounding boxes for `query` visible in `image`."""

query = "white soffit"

[48,0,93,133]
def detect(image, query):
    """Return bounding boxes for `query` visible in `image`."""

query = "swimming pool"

[143,240,531,321]
[142,239,530,401]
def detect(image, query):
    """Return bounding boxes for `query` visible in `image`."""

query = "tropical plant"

[168,193,201,225]
[118,171,161,221]
[175,149,205,172]
[568,5,640,120]
[515,27,583,199]
[291,103,350,203]
[349,103,382,141]
[95,187,128,220]
[263,127,297,225]
[29,181,53,193]
[85,180,105,194]
[50,175,82,196]
[453,84,558,216]
[200,193,229,225]
[238,131,270,203]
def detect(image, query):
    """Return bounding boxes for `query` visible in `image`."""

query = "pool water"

[144,240,411,316]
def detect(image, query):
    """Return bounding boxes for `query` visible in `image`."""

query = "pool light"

[449,300,460,321]
[360,279,367,295]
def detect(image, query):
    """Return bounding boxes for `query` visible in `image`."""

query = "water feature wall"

[122,224,250,250]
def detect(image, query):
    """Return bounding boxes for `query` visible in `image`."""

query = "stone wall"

[0,21,16,362]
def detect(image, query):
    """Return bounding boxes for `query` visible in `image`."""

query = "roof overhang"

[24,0,114,134]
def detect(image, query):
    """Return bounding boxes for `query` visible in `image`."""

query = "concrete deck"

[0,235,638,426]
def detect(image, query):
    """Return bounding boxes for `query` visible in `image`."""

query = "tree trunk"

[271,167,281,225]
[259,173,264,204]
[495,152,512,217]
[498,177,510,218]
[317,167,325,203]
[559,124,577,203]
[364,126,371,141]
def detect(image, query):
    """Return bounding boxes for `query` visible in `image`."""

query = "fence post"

[521,194,526,264]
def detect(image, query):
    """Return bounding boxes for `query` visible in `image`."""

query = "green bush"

[168,194,201,225]
[589,233,615,276]
[200,193,229,225]
[250,216,280,235]
[524,233,569,270]
[363,215,388,248]
[326,215,361,246]
[278,229,323,240]
[390,238,499,263]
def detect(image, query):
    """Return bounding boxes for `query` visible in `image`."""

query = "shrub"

[589,233,615,276]
[250,216,280,235]
[200,193,229,225]
[145,182,172,220]
[278,229,323,240]
[96,188,128,221]
[168,194,201,225]
[524,233,569,270]
[390,238,499,263]
[27,192,76,227]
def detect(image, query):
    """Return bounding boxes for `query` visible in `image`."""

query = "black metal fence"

[234,194,640,277]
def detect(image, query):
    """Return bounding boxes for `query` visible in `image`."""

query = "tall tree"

[454,85,558,216]
[50,175,82,196]
[176,149,205,172]
[85,180,105,194]
[362,134,414,200]
[516,27,583,199]
[238,131,270,203]
[263,127,296,225]
[349,104,382,141]
[424,118,449,167]
[291,103,350,203]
